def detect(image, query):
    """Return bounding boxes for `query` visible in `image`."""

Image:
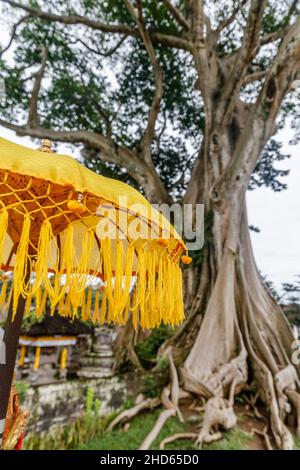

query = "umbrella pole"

[0,269,30,448]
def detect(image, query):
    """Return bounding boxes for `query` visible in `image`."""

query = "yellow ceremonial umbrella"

[0,136,188,447]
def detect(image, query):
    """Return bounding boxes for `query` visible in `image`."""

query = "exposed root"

[138,348,185,449]
[251,426,273,450]
[139,408,176,450]
[286,389,300,437]
[107,396,160,432]
[243,394,264,420]
[166,348,184,422]
[179,208,300,449]
[160,433,198,449]
[195,396,237,448]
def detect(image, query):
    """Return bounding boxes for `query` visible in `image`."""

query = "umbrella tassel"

[93,289,100,323]
[61,224,75,294]
[156,258,164,327]
[113,240,124,316]
[99,290,107,324]
[24,289,32,317]
[33,220,55,297]
[135,248,146,329]
[86,288,93,321]
[101,238,114,315]
[120,244,134,313]
[131,290,139,331]
[0,280,8,308]
[122,295,130,325]
[13,215,31,319]
[0,207,8,267]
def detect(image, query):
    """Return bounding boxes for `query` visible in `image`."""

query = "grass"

[203,428,252,450]
[76,408,252,451]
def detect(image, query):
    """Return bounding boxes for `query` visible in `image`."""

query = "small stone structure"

[24,376,127,433]
[77,327,116,379]
[16,317,127,433]
[16,316,93,384]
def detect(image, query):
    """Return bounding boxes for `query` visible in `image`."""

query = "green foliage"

[122,398,135,410]
[295,436,300,450]
[281,276,300,325]
[0,0,296,198]
[142,374,159,399]
[156,356,170,372]
[25,388,104,450]
[86,388,95,417]
[21,310,45,332]
[134,326,173,368]
[24,414,108,450]
[15,381,29,404]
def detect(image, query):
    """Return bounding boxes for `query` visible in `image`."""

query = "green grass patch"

[76,408,195,450]
[76,408,253,451]
[203,428,252,450]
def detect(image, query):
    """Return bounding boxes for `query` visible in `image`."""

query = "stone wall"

[24,376,127,433]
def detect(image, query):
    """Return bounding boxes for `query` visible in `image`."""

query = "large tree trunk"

[155,78,300,443]
[161,142,300,447]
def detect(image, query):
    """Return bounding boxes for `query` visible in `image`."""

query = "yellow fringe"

[4,214,185,328]
[0,208,8,268]
[86,288,92,321]
[0,280,8,307]
[100,289,107,324]
[92,289,100,323]
[13,214,31,318]
[25,289,32,317]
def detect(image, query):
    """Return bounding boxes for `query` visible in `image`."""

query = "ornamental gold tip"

[37,139,54,153]
[181,252,192,264]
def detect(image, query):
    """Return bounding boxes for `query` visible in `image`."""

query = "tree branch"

[242,70,268,85]
[124,0,164,165]
[70,35,127,57]
[0,14,30,58]
[191,1,210,104]
[0,119,171,202]
[27,46,48,128]
[219,14,300,198]
[215,0,248,35]
[259,27,289,47]
[0,0,191,51]
[160,0,189,30]
[218,0,268,125]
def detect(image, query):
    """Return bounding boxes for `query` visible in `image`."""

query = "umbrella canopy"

[0,137,187,329]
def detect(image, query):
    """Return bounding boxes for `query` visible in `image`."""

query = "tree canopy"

[0,0,299,200]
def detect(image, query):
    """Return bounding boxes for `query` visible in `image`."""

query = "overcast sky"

[247,126,300,292]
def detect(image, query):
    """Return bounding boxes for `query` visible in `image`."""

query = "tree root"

[139,348,185,450]
[195,396,237,448]
[286,389,300,437]
[139,408,176,450]
[107,396,160,432]
[251,426,273,450]
[160,433,198,449]
[179,210,300,449]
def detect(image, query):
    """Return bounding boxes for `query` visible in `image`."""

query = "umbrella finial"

[38,139,54,153]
